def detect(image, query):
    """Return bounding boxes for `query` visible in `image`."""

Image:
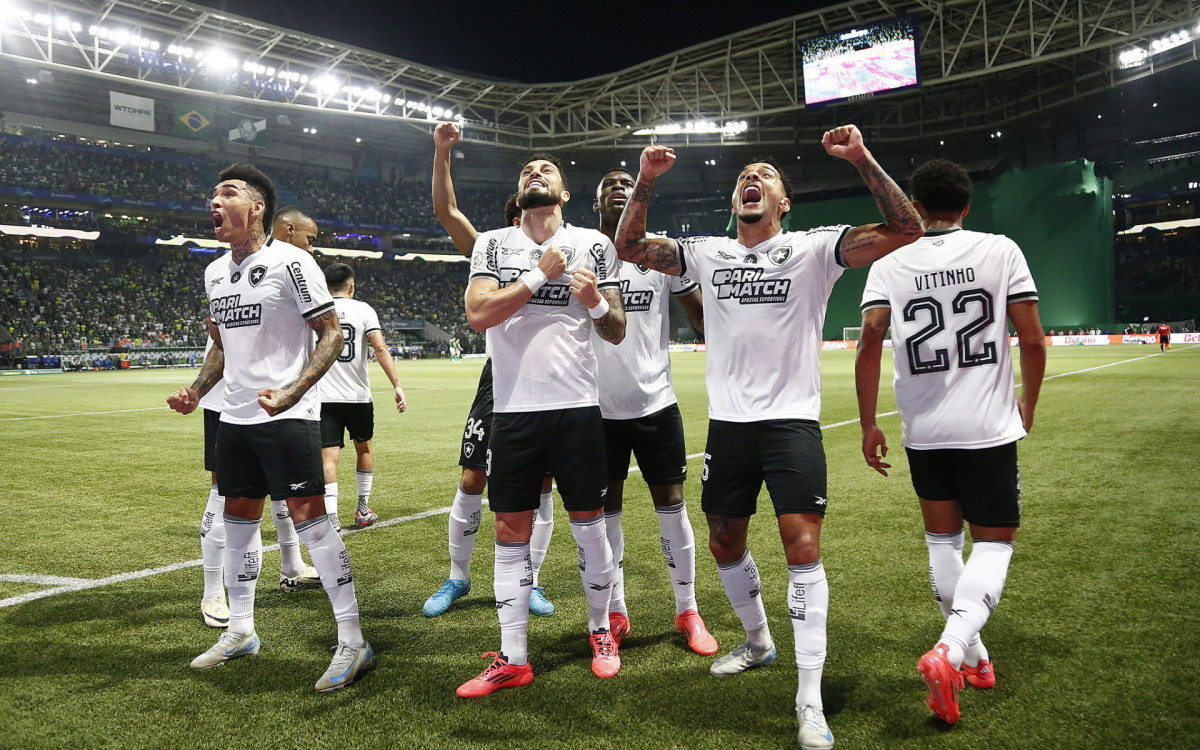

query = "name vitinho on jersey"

[210,294,262,328]
[915,267,976,291]
[712,267,791,304]
[620,280,653,312]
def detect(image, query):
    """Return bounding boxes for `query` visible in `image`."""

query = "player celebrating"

[318,263,407,531]
[590,169,715,656]
[196,208,327,626]
[615,126,923,749]
[455,152,626,697]
[855,158,1045,725]
[1158,321,1171,352]
[424,122,557,619]
[167,164,371,692]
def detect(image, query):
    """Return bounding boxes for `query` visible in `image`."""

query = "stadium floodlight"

[1118,48,1148,69]
[25,77,37,85]
[454,113,464,121]
[432,106,444,117]
[205,49,239,72]
[315,75,340,94]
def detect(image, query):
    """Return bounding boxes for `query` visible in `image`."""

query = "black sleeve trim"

[672,281,701,296]
[860,299,891,312]
[364,326,382,336]
[834,226,852,269]
[597,279,621,289]
[1007,292,1039,303]
[470,271,501,283]
[302,300,336,320]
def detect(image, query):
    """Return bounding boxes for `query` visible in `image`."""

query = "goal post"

[843,326,862,344]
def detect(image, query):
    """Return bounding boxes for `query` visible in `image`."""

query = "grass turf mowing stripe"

[0,346,1176,611]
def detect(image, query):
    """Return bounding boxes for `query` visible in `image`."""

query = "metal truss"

[0,0,1196,149]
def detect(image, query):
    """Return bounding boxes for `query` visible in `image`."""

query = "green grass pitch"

[1,345,1198,748]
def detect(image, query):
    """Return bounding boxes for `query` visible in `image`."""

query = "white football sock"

[529,489,554,586]
[494,541,532,665]
[939,540,1014,668]
[571,516,614,633]
[200,485,225,600]
[448,487,483,582]
[355,469,373,513]
[656,502,698,615]
[789,560,829,708]
[296,514,363,646]
[270,499,305,577]
[926,530,986,660]
[717,550,771,650]
[604,509,626,616]
[323,481,339,526]
[222,514,261,637]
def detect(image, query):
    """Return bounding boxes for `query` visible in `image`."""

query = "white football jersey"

[861,227,1039,449]
[679,227,850,422]
[469,223,621,413]
[319,296,382,404]
[593,260,699,419]
[197,334,227,412]
[204,237,335,424]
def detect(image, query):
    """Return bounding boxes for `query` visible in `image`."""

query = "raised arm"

[855,306,892,476]
[257,309,344,417]
[432,122,479,257]
[823,125,924,268]
[465,247,568,331]
[614,146,683,275]
[368,330,407,413]
[1008,300,1045,433]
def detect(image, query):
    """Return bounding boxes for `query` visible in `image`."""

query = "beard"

[737,208,765,225]
[518,187,560,210]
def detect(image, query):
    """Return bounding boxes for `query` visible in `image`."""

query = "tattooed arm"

[257,309,344,417]
[614,146,683,276]
[590,285,627,345]
[167,322,224,415]
[822,125,924,268]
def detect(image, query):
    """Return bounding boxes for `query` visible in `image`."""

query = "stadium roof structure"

[0,0,1197,151]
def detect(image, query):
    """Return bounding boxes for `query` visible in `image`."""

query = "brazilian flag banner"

[173,103,215,139]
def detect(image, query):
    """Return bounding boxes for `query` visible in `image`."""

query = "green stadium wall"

[783,160,1115,339]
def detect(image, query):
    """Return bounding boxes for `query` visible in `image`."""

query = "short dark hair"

[504,192,521,226]
[218,163,277,228]
[324,262,354,291]
[910,159,973,215]
[520,152,568,189]
[273,205,310,226]
[744,157,793,215]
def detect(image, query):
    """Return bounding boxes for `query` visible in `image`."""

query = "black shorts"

[320,401,375,448]
[700,419,828,518]
[488,406,607,513]
[1160,334,1170,344]
[905,441,1021,528]
[603,403,687,485]
[216,419,325,501]
[459,358,494,470]
[203,408,220,473]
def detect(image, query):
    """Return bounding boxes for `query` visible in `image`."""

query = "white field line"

[0,348,1177,610]
[0,406,164,421]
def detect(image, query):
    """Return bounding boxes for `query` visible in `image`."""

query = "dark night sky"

[192,1,833,82]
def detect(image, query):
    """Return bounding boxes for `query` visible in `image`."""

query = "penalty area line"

[0,348,1167,610]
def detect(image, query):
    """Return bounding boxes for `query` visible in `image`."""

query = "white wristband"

[520,268,548,294]
[588,296,610,319]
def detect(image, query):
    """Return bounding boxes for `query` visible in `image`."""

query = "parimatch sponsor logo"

[499,268,571,306]
[210,294,262,328]
[712,267,791,304]
[620,280,653,312]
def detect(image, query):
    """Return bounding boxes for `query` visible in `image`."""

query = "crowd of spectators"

[0,135,210,205]
[1115,227,1200,296]
[0,241,480,360]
